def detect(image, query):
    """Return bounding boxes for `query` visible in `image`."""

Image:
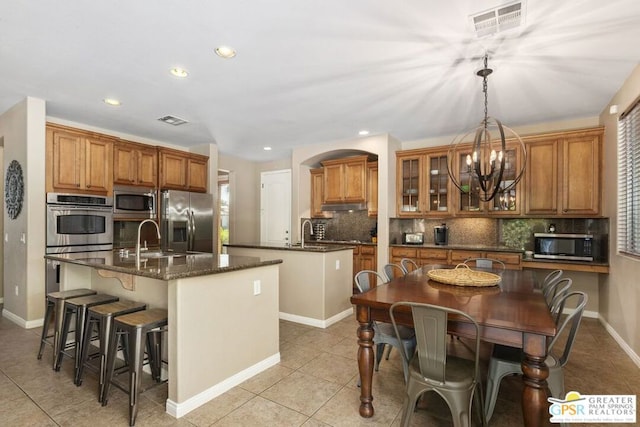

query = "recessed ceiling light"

[215,46,236,59]
[263,146,272,151]
[170,67,189,78]
[358,130,370,136]
[103,98,121,106]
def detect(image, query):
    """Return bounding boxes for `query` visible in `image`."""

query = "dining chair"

[354,270,416,382]
[542,269,563,294]
[383,263,406,281]
[390,301,485,427]
[400,258,419,274]
[463,257,505,271]
[484,291,588,423]
[544,277,572,307]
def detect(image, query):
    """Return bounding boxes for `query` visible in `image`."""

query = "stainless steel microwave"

[113,186,157,220]
[533,233,597,261]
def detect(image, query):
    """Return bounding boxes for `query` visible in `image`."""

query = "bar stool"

[103,308,168,426]
[37,288,97,368]
[75,300,147,402]
[54,294,119,376]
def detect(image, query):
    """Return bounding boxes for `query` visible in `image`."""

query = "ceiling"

[1,1,639,162]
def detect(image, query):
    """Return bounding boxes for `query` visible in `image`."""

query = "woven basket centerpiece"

[427,264,501,287]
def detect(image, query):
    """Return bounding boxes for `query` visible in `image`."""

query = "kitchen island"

[44,250,282,418]
[225,242,354,328]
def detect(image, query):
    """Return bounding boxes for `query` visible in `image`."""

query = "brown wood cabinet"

[367,162,378,217]
[46,124,114,195]
[158,148,209,192]
[310,168,332,218]
[353,244,377,291]
[113,140,157,187]
[396,148,452,217]
[321,155,367,204]
[395,126,603,218]
[524,128,602,216]
[390,247,522,270]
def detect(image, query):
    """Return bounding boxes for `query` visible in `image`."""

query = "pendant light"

[447,54,526,203]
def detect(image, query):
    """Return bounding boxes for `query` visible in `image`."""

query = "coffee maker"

[434,223,448,246]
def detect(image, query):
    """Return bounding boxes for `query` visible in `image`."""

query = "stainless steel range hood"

[320,202,367,212]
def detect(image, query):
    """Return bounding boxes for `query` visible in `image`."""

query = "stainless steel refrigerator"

[161,190,214,253]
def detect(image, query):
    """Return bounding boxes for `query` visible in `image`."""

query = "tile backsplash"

[308,211,377,242]
[389,218,497,246]
[389,217,609,250]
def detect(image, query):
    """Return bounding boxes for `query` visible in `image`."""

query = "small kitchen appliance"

[313,223,326,240]
[434,223,449,246]
[402,232,424,245]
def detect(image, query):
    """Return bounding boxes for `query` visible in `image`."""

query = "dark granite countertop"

[390,243,523,253]
[225,242,357,252]
[44,250,282,281]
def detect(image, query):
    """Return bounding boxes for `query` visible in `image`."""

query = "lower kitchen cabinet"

[390,247,523,271]
[353,244,377,292]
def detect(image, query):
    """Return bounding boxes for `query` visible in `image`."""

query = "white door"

[260,169,291,244]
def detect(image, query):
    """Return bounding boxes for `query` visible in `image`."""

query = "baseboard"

[598,315,640,369]
[2,309,43,329]
[279,308,353,328]
[165,353,280,418]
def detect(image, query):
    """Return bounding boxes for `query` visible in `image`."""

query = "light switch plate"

[253,280,261,295]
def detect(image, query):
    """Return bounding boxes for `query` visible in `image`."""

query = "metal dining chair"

[354,270,416,382]
[390,301,486,427]
[400,258,419,274]
[544,277,572,307]
[484,291,588,422]
[464,257,505,271]
[542,269,563,294]
[383,263,406,281]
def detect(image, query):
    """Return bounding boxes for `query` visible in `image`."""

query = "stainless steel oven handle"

[47,205,113,212]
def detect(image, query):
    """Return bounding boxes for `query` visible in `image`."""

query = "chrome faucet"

[136,219,161,269]
[301,219,314,248]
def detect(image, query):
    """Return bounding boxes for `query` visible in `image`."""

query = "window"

[618,97,640,256]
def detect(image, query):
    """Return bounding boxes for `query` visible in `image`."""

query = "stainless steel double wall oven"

[45,193,113,293]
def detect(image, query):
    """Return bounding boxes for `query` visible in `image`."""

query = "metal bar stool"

[37,288,97,368]
[76,300,148,397]
[54,294,119,376]
[103,308,168,426]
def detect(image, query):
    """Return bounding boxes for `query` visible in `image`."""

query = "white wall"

[0,97,46,326]
[599,64,640,362]
[219,154,261,243]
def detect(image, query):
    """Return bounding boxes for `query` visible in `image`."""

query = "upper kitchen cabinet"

[453,142,523,216]
[367,162,378,217]
[310,168,332,218]
[524,127,603,216]
[158,147,209,193]
[113,140,157,188]
[396,148,451,217]
[46,123,114,195]
[321,155,367,204]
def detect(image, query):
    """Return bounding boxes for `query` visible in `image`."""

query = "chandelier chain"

[483,54,489,129]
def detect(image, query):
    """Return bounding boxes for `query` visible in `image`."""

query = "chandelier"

[447,54,526,203]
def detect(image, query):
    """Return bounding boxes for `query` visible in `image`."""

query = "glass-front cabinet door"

[454,143,522,215]
[488,147,520,213]
[426,152,451,215]
[397,154,423,216]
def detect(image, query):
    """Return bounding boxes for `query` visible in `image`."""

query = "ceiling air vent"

[158,115,188,126]
[470,0,525,38]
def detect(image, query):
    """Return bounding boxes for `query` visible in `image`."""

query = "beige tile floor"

[1,305,638,426]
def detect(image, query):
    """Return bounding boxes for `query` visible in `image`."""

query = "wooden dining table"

[350,266,557,427]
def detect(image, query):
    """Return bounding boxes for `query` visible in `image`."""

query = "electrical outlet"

[253,280,261,295]
[335,260,340,270]
[15,285,19,296]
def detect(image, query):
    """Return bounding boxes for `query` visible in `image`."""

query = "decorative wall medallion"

[5,160,24,220]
